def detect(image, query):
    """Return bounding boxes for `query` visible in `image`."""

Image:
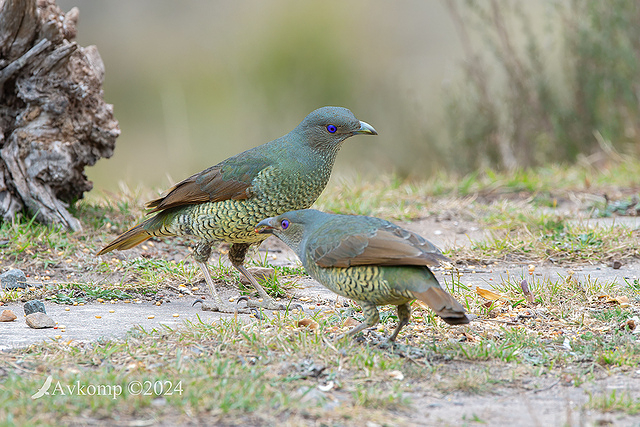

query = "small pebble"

[0,309,17,322]
[24,300,46,316]
[25,312,55,329]
[0,269,27,289]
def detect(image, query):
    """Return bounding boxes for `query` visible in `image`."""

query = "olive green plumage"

[257,209,470,341]
[97,107,377,312]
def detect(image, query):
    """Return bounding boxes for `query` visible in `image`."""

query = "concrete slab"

[0,297,255,351]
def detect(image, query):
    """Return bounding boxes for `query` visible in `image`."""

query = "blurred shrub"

[444,0,640,171]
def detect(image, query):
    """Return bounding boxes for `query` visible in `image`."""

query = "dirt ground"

[1,209,639,426]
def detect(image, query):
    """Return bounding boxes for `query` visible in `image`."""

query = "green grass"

[317,158,640,218]
[586,390,640,415]
[2,163,640,423]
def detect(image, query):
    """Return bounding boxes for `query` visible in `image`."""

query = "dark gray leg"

[337,301,380,340]
[230,243,285,310]
[192,241,249,314]
[387,303,411,342]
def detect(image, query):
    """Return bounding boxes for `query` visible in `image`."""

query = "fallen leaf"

[597,295,630,307]
[462,332,478,342]
[616,296,630,308]
[620,318,636,331]
[297,319,319,330]
[476,287,507,301]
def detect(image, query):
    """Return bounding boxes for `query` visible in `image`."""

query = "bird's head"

[295,106,377,151]
[256,209,327,255]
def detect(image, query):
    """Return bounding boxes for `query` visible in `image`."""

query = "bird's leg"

[336,301,380,340]
[192,242,250,314]
[387,303,411,342]
[229,243,285,310]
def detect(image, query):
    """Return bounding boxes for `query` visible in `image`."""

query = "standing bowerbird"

[97,107,377,313]
[256,209,470,341]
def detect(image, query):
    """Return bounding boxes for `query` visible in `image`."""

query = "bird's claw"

[236,296,267,320]
[250,308,265,320]
[290,303,305,312]
[239,297,287,311]
[247,299,286,310]
[193,298,251,314]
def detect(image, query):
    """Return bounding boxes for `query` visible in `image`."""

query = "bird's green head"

[256,209,329,255]
[294,106,377,151]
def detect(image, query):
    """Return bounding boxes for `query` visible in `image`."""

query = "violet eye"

[281,219,290,230]
[326,124,337,133]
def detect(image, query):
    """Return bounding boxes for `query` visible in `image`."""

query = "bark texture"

[0,0,119,231]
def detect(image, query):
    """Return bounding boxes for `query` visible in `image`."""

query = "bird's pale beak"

[255,217,276,234]
[355,121,377,136]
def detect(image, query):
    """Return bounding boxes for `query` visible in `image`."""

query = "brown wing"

[312,224,449,268]
[145,153,273,213]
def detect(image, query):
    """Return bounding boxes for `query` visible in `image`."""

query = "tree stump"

[0,0,119,231]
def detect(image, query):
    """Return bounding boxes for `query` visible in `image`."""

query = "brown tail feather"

[96,223,152,255]
[413,288,470,325]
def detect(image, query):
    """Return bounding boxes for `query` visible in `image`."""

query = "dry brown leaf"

[616,296,631,308]
[476,287,507,301]
[462,332,478,342]
[296,319,319,330]
[620,318,636,331]
[597,294,630,307]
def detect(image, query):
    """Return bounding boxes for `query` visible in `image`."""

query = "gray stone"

[25,312,55,329]
[0,269,27,289]
[24,300,46,316]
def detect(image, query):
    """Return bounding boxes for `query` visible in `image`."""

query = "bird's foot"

[236,295,295,311]
[192,298,251,314]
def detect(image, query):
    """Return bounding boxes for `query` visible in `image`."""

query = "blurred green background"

[57,0,640,192]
